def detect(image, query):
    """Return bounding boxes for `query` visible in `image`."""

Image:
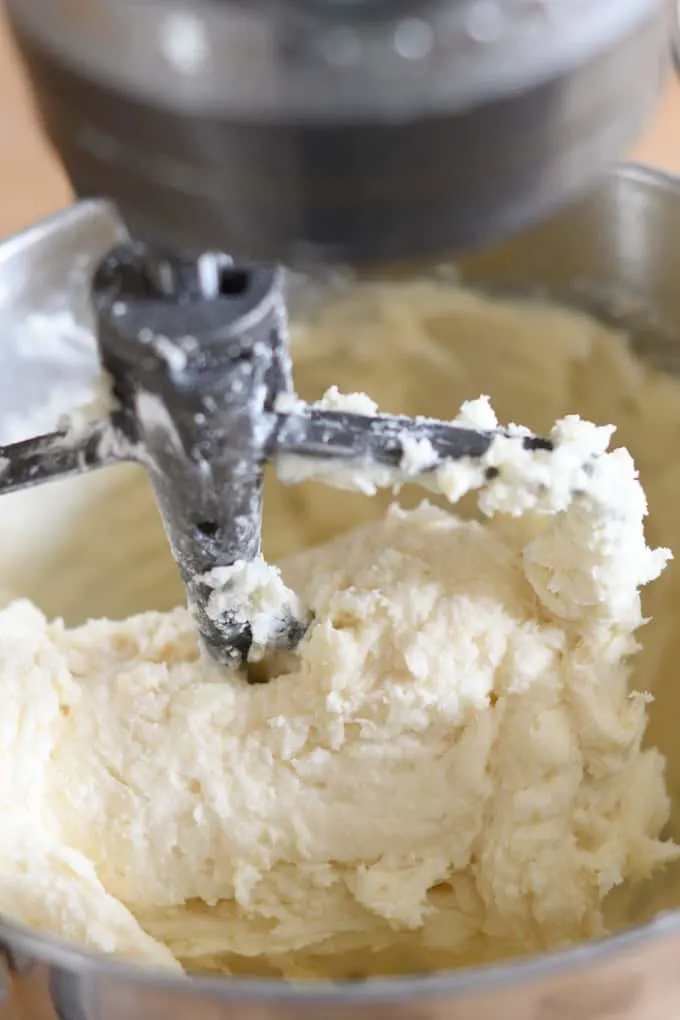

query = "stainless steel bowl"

[5,165,680,1018]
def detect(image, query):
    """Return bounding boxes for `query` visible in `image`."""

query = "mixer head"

[5,0,670,265]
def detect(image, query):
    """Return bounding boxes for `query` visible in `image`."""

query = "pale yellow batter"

[2,281,680,979]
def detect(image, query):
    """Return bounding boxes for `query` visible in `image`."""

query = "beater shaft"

[92,246,294,666]
[0,422,118,493]
[0,411,553,499]
[271,410,552,468]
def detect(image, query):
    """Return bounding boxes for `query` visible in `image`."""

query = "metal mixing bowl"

[4,165,680,1018]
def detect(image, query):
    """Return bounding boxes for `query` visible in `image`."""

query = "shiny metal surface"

[4,164,680,1017]
[0,200,125,428]
[2,0,658,118]
[4,0,670,263]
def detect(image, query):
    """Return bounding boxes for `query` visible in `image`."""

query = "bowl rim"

[3,909,680,1004]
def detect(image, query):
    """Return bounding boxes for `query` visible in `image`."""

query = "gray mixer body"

[5,0,671,265]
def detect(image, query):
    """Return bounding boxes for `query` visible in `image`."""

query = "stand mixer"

[2,5,680,1020]
[0,0,670,673]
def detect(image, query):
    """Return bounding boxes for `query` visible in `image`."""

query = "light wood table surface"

[0,17,679,239]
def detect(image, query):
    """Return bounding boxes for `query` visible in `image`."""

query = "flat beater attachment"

[0,245,550,668]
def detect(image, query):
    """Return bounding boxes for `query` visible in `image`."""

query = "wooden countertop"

[1,18,680,240]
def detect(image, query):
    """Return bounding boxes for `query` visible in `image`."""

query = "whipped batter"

[1,282,680,979]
